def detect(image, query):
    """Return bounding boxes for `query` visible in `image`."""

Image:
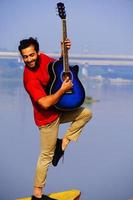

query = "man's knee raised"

[84,108,93,121]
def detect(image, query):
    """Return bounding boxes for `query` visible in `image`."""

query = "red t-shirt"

[23,53,59,126]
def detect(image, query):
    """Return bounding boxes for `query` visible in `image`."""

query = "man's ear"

[38,51,40,55]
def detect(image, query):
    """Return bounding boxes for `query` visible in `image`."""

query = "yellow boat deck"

[16,189,81,200]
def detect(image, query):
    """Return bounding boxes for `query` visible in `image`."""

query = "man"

[18,37,92,200]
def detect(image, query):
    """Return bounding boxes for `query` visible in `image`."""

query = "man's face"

[21,45,40,69]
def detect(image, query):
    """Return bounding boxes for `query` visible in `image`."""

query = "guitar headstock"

[57,2,66,19]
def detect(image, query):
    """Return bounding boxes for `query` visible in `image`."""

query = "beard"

[25,56,40,71]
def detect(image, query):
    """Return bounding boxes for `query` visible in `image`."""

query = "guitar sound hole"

[62,72,73,94]
[62,72,72,80]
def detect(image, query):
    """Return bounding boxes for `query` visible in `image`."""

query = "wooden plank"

[16,189,81,200]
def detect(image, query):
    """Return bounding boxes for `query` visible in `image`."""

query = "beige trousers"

[34,107,92,188]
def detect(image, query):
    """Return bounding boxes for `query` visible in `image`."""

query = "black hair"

[18,37,39,53]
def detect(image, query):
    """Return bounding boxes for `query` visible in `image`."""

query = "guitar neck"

[62,19,69,72]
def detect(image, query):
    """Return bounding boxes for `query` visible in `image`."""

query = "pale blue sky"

[0,0,133,54]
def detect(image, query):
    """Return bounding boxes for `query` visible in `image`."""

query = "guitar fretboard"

[62,19,69,72]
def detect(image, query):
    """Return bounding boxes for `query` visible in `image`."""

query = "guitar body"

[47,60,85,111]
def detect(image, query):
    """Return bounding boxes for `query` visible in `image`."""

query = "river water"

[0,63,133,200]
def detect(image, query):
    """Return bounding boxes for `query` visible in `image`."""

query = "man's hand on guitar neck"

[61,38,71,57]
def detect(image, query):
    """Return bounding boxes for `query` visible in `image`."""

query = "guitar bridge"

[65,89,73,94]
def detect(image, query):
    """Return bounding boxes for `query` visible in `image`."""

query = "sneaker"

[42,194,57,200]
[31,195,41,200]
[52,138,64,166]
[31,194,57,200]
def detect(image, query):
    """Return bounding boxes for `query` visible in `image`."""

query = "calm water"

[0,64,133,200]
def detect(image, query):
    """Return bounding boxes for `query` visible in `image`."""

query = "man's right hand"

[60,76,73,93]
[38,77,73,110]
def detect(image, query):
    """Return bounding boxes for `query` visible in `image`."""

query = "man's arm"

[37,77,73,110]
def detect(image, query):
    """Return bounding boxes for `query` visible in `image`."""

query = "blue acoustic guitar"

[47,2,85,111]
